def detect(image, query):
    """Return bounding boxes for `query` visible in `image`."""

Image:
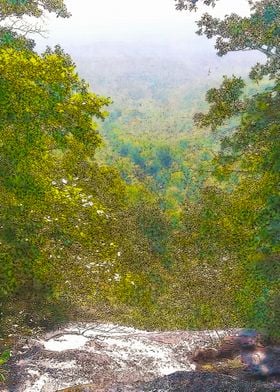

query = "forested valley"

[0,0,279,376]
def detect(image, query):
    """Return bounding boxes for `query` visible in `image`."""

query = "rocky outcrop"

[4,324,280,392]
[58,371,279,392]
[193,329,280,378]
[56,371,279,392]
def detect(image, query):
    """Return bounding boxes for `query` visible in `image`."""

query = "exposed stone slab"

[5,324,280,392]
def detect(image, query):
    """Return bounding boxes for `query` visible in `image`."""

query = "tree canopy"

[0,0,279,344]
[0,0,70,20]
[0,1,167,333]
[173,0,280,339]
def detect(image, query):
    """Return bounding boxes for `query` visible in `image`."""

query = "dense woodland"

[0,0,279,371]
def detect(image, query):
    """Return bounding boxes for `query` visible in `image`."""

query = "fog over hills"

[33,0,264,132]
[57,41,264,139]
[69,41,264,96]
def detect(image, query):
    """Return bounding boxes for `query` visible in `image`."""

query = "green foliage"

[194,76,246,130]
[1,0,279,342]
[0,0,70,19]
[171,0,280,339]
[0,350,10,382]
[0,350,10,366]
[0,13,168,333]
[0,44,111,301]
[177,0,280,80]
[97,128,218,223]
[82,2,278,335]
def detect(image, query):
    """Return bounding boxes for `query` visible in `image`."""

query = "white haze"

[35,0,251,50]
[33,0,263,105]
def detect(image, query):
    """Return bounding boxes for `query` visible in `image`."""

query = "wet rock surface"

[4,324,280,392]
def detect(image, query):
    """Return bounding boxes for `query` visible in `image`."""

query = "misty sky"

[36,0,251,49]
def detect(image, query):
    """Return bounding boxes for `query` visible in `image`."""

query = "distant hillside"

[61,42,267,217]
[69,42,264,139]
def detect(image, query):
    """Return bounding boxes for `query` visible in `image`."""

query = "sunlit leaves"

[0,44,114,304]
[194,76,246,130]
[174,0,280,339]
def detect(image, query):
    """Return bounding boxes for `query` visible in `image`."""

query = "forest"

[0,0,279,374]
